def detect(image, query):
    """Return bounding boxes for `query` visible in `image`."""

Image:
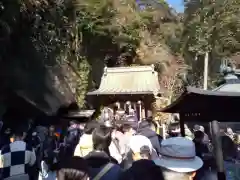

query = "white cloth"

[128,135,159,160]
[109,141,122,163]
[129,135,153,154]
[74,134,93,157]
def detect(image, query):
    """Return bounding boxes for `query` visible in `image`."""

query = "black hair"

[221,135,237,159]
[84,121,99,134]
[92,125,112,153]
[120,160,164,180]
[194,130,204,140]
[168,122,180,137]
[57,169,88,180]
[139,120,157,132]
[168,122,180,132]
[12,127,25,137]
[140,146,151,159]
[57,157,89,180]
[139,121,150,129]
[69,120,78,126]
[149,120,158,131]
[122,124,131,133]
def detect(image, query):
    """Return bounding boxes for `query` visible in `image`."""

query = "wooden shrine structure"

[87,65,162,120]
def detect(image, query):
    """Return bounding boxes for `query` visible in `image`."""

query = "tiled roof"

[87,65,161,95]
[64,110,95,118]
[214,80,240,93]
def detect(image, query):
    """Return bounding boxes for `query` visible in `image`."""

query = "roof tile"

[87,65,161,95]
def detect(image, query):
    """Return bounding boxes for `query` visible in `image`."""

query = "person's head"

[4,128,11,135]
[79,123,86,131]
[149,120,158,132]
[193,124,204,132]
[168,122,180,137]
[199,126,205,132]
[92,125,112,152]
[122,116,137,135]
[69,120,78,126]
[226,127,233,134]
[226,127,234,139]
[104,120,114,129]
[57,157,89,180]
[162,168,195,180]
[28,119,34,129]
[123,160,165,180]
[84,121,99,135]
[129,135,153,161]
[155,137,203,180]
[139,121,150,129]
[122,124,136,135]
[49,125,55,136]
[194,130,204,143]
[10,128,25,142]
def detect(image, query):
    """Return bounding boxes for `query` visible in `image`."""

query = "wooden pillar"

[180,113,185,137]
[144,98,148,119]
[145,108,148,119]
[211,120,225,180]
[133,103,137,112]
[137,101,142,121]
[125,101,131,115]
[144,96,152,119]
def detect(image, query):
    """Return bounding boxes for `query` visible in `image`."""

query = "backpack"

[93,163,114,180]
[112,138,121,156]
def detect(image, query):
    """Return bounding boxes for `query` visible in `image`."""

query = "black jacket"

[65,125,81,146]
[84,151,121,180]
[84,151,118,168]
[0,134,10,150]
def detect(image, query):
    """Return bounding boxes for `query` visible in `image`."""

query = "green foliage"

[181,0,240,90]
[138,5,183,55]
[0,0,184,106]
[183,0,240,57]
[70,0,144,66]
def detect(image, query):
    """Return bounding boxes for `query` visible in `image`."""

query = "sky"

[166,0,184,12]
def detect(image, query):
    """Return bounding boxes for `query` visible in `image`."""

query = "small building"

[211,68,240,130]
[87,65,161,120]
[214,69,240,93]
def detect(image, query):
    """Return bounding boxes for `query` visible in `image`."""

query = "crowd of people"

[0,113,239,180]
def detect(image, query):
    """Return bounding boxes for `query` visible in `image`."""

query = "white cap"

[129,135,153,154]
